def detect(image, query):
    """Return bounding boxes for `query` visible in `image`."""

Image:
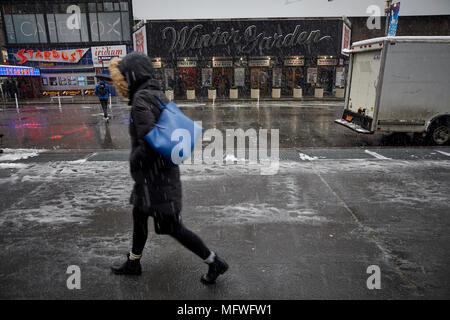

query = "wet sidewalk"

[1,148,450,299]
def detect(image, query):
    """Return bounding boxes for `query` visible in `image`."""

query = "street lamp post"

[384,0,392,36]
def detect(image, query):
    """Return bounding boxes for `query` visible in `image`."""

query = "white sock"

[129,252,141,260]
[204,251,216,264]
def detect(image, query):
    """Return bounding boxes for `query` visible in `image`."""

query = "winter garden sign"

[149,20,341,57]
[162,24,332,55]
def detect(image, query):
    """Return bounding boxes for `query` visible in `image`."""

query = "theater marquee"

[147,19,344,57]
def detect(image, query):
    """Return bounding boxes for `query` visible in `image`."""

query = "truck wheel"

[429,119,450,145]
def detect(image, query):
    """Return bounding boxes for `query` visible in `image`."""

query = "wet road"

[0,148,449,299]
[1,101,449,300]
[0,101,428,150]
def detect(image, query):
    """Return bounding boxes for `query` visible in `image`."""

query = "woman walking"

[109,52,228,284]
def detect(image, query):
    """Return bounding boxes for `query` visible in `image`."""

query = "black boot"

[111,253,142,275]
[201,255,228,285]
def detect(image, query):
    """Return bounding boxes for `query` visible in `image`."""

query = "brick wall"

[349,15,450,43]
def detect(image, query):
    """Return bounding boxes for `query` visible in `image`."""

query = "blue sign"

[0,65,40,76]
[388,2,401,37]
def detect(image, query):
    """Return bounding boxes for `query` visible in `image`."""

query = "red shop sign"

[15,48,89,65]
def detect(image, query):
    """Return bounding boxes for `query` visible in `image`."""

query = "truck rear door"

[335,47,383,133]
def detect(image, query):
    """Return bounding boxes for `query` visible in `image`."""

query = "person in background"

[0,81,5,100]
[94,80,111,121]
[6,80,14,100]
[20,81,27,99]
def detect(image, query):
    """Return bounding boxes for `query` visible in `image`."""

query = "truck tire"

[428,118,450,145]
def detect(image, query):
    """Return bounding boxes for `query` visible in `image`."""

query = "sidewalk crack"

[312,167,425,296]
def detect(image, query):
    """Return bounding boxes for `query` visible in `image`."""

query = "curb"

[1,97,344,107]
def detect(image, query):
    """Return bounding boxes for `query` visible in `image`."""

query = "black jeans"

[100,99,108,118]
[131,206,211,260]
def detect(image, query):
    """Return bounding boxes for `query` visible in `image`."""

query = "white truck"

[335,36,450,145]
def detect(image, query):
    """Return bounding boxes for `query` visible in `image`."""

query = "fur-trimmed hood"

[109,52,163,105]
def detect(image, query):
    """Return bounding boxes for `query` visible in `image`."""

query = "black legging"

[132,206,211,260]
[100,99,108,118]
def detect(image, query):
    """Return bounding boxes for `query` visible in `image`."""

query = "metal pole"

[15,92,19,113]
[257,91,260,109]
[385,0,392,36]
[109,93,112,117]
[58,95,62,113]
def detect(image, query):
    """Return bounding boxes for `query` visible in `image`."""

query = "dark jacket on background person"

[94,80,111,100]
[112,52,182,221]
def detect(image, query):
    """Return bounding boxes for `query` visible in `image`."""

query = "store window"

[77,76,86,86]
[52,13,89,43]
[89,13,100,42]
[2,1,131,44]
[104,2,114,12]
[87,76,95,85]
[96,12,122,42]
[3,15,16,43]
[121,12,131,41]
[68,76,77,86]
[6,14,41,43]
[36,15,48,42]
[41,77,48,86]
[272,68,282,87]
[49,77,58,86]
[88,4,130,42]
[58,76,67,86]
[120,2,129,11]
[46,14,58,43]
[88,3,97,12]
[164,68,175,90]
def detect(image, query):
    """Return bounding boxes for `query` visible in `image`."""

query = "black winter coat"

[118,52,182,220]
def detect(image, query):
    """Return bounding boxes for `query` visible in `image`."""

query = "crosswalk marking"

[364,150,391,160]
[435,150,450,157]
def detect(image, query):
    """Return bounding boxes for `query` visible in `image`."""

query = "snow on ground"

[0,161,132,227]
[196,203,326,225]
[0,158,449,228]
[0,163,29,169]
[0,148,44,162]
[298,152,319,161]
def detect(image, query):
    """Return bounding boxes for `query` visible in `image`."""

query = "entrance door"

[213,68,232,97]
[250,68,269,96]
[319,67,334,95]
[285,67,304,95]
[178,67,196,96]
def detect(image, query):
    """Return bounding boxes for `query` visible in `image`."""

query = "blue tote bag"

[144,99,202,166]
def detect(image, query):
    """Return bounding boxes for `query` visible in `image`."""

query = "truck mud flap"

[334,118,373,134]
